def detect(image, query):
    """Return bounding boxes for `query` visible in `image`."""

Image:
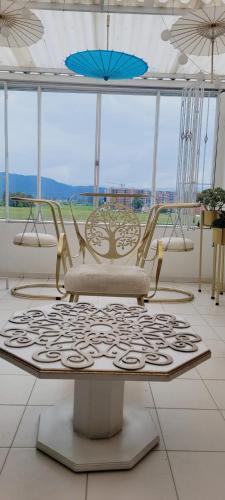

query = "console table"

[0,302,210,472]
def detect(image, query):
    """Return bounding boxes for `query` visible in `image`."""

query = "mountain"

[0,172,176,201]
[0,173,105,201]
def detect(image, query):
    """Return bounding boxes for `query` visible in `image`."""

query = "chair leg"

[137,297,144,306]
[69,294,75,303]
[74,294,79,303]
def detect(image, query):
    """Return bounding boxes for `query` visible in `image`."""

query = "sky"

[0,89,216,192]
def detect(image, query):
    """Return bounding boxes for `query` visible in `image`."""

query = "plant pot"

[202,210,219,227]
[213,228,225,246]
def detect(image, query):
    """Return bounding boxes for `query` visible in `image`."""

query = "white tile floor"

[0,279,225,499]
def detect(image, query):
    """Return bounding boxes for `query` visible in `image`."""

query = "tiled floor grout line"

[151,406,219,411]
[0,403,52,406]
[85,473,89,500]
[198,371,225,423]
[6,448,225,455]
[0,376,37,475]
[148,382,180,500]
[0,374,33,376]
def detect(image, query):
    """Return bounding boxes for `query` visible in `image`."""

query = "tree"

[132,198,144,212]
[8,192,33,207]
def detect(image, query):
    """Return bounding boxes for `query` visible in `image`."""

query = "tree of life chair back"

[85,203,142,260]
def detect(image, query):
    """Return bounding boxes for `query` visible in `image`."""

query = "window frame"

[0,82,219,223]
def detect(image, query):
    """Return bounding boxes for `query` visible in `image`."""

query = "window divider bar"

[37,85,42,199]
[4,82,9,220]
[151,90,160,202]
[94,93,102,207]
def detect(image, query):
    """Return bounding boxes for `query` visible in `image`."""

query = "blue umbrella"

[65,49,148,81]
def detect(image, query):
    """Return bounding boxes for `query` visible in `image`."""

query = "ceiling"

[1,2,225,79]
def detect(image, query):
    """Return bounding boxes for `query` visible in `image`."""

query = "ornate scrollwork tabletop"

[0,302,210,378]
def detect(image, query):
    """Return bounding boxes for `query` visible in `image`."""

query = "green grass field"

[0,204,172,225]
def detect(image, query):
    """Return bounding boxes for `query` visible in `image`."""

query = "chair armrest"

[147,240,164,299]
[56,233,68,294]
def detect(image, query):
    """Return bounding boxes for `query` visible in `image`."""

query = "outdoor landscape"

[0,172,176,222]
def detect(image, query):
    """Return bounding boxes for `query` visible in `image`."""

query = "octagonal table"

[0,302,210,472]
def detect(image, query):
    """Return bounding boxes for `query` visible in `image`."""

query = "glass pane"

[0,88,5,219]
[8,89,37,220]
[156,95,181,198]
[41,91,96,221]
[100,94,155,222]
[198,94,217,190]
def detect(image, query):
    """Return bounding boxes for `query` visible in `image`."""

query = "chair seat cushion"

[151,237,194,252]
[64,264,150,296]
[13,232,57,247]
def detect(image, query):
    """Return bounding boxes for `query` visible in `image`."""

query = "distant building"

[106,187,176,207]
[106,187,150,208]
[156,191,176,204]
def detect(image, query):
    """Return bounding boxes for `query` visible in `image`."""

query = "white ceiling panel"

[0,9,225,77]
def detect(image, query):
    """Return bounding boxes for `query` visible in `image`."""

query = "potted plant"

[196,187,225,227]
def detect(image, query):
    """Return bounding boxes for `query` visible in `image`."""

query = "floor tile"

[194,293,218,305]
[151,379,216,409]
[192,324,220,340]
[194,304,225,316]
[178,314,208,326]
[0,300,32,312]
[0,311,13,329]
[204,340,225,357]
[87,451,177,500]
[124,382,154,408]
[204,380,225,409]
[0,358,29,375]
[13,406,48,448]
[158,409,225,451]
[0,448,86,500]
[169,451,225,500]
[0,375,35,404]
[204,315,225,327]
[162,303,197,315]
[28,379,74,405]
[0,406,24,447]
[144,304,164,314]
[197,358,225,379]
[177,368,200,379]
[148,409,165,451]
[213,325,225,340]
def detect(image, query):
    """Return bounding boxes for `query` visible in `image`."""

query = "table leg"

[37,380,159,472]
[216,245,222,305]
[198,218,203,292]
[211,244,217,300]
[220,246,224,295]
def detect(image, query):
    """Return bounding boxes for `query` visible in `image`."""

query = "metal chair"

[56,198,163,305]
[141,202,200,303]
[11,197,72,300]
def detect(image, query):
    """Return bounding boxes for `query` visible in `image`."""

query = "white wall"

[0,220,213,282]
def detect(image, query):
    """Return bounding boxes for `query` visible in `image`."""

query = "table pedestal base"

[37,380,159,472]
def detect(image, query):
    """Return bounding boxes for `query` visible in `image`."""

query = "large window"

[0,84,218,222]
[8,89,38,219]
